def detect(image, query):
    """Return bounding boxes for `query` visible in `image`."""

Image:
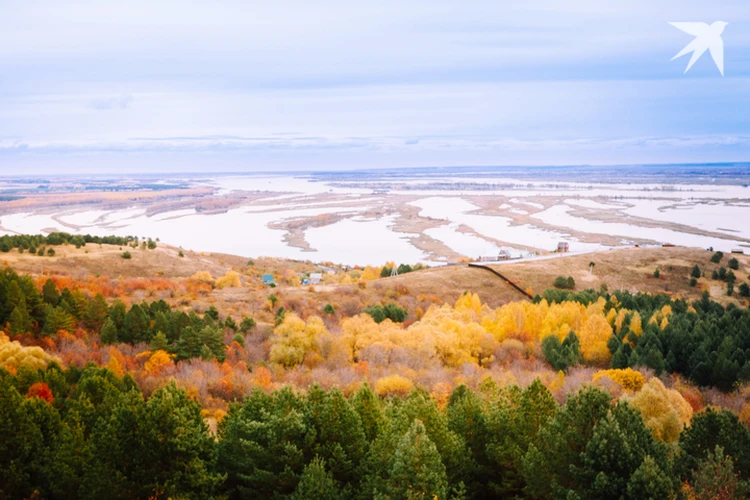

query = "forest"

[1,239,750,498]
[3,364,750,499]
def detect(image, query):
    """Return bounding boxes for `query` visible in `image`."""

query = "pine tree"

[108,300,127,330]
[626,455,675,499]
[688,446,743,499]
[678,407,750,479]
[239,316,257,333]
[351,383,385,442]
[83,383,222,498]
[174,326,203,360]
[100,317,119,344]
[59,288,84,319]
[150,331,169,352]
[83,293,109,331]
[691,265,702,278]
[7,280,26,309]
[224,315,237,331]
[573,402,673,499]
[486,379,558,496]
[217,388,308,497]
[447,385,491,497]
[0,380,45,499]
[46,415,91,498]
[386,420,448,499]
[9,304,30,335]
[42,279,60,306]
[303,386,367,486]
[200,326,226,362]
[523,386,612,499]
[290,457,342,500]
[42,305,76,336]
[205,305,219,321]
[121,304,150,343]
[151,311,170,340]
[542,331,582,371]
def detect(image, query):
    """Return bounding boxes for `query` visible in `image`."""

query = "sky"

[1,1,749,174]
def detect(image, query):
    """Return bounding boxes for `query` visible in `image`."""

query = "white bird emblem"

[669,21,728,76]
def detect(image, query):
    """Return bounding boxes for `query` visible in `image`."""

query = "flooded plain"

[1,171,748,265]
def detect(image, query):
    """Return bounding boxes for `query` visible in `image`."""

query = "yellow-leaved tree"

[107,348,126,378]
[270,313,330,367]
[360,266,382,281]
[144,349,174,376]
[627,377,693,443]
[339,314,383,363]
[629,311,643,336]
[0,332,54,371]
[578,314,613,364]
[454,292,488,322]
[593,368,646,392]
[411,303,494,366]
[374,374,414,397]
[191,270,215,285]
[215,270,241,289]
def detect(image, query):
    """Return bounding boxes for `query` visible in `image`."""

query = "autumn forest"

[2,234,750,499]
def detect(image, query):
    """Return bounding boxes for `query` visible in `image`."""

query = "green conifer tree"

[385,419,448,499]
[42,279,60,306]
[9,304,30,335]
[626,455,675,499]
[290,456,342,500]
[83,293,109,331]
[100,317,119,344]
[150,331,169,352]
[42,305,76,336]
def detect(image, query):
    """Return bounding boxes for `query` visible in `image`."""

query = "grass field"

[2,244,748,322]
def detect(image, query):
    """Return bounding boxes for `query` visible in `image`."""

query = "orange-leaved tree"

[26,382,54,404]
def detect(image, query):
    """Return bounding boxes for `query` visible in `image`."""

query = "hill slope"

[3,243,746,323]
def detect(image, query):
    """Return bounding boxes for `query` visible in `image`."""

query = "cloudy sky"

[1,1,749,173]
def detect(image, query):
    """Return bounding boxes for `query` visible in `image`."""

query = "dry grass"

[492,247,750,306]
[2,244,748,322]
[328,247,750,308]
[0,243,247,280]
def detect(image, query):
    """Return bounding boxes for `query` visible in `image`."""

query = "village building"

[262,274,275,286]
[478,250,512,262]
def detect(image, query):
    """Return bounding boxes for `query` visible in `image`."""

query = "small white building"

[479,250,512,262]
[309,273,323,285]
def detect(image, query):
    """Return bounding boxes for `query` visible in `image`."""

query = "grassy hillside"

[492,247,749,304]
[3,244,748,319]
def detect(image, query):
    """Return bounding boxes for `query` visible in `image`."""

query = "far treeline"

[3,364,750,499]
[0,232,141,253]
